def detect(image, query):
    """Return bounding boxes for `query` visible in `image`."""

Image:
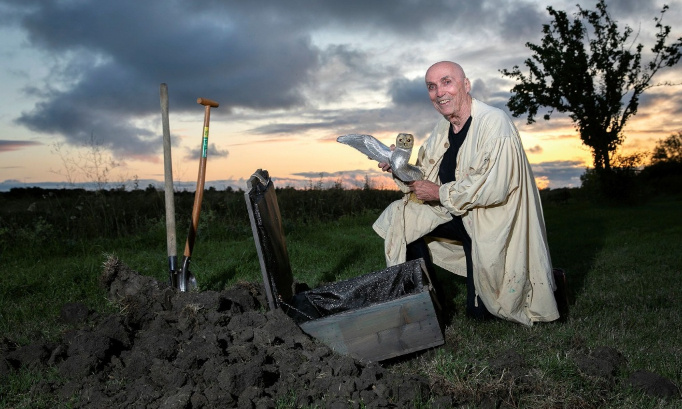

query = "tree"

[501,0,682,171]
[651,131,682,164]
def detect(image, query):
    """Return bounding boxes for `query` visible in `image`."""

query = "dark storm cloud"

[498,1,547,42]
[16,2,316,112]
[250,103,436,141]
[5,0,320,158]
[0,0,556,159]
[216,0,491,36]
[389,77,429,108]
[6,0,676,173]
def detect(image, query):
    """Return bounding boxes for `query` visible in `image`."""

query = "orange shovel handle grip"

[197,97,219,107]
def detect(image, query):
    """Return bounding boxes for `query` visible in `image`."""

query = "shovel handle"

[197,97,219,107]
[183,97,219,259]
[160,84,177,258]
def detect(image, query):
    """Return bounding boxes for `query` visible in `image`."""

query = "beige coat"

[373,99,559,326]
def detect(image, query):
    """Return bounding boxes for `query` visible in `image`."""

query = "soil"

[1,256,679,408]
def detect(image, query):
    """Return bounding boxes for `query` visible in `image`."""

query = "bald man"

[375,61,560,326]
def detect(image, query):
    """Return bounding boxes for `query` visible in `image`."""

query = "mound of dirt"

[1,256,679,408]
[3,257,438,408]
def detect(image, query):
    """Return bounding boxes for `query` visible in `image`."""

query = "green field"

[1,187,681,408]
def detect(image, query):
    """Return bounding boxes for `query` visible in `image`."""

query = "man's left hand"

[408,180,440,202]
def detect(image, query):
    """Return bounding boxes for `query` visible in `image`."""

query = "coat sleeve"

[438,134,521,216]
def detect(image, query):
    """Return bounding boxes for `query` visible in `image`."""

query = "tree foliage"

[501,0,682,170]
[651,131,682,164]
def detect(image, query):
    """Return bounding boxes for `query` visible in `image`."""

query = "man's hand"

[378,161,393,172]
[378,144,396,173]
[409,180,440,202]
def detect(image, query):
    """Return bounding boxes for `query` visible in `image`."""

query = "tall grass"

[0,186,400,342]
[1,187,680,408]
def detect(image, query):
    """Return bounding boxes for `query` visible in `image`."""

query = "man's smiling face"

[425,62,471,123]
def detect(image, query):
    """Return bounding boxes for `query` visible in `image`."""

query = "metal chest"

[244,169,444,362]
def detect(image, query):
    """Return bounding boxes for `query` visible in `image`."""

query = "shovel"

[160,83,178,287]
[178,97,220,291]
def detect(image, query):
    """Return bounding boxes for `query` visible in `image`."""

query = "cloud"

[8,0,320,158]
[184,143,229,161]
[605,0,660,17]
[389,77,429,108]
[531,160,587,189]
[470,78,517,113]
[3,0,680,193]
[526,145,543,154]
[640,89,682,116]
[0,139,42,152]
[289,168,396,190]
[249,103,435,141]
[225,0,490,37]
[498,1,547,42]
[309,45,390,104]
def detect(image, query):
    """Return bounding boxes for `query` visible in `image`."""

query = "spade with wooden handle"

[160,83,178,288]
[178,97,220,291]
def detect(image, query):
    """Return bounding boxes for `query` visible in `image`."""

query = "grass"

[1,190,681,408]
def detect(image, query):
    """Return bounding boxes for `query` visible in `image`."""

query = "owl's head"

[395,133,414,149]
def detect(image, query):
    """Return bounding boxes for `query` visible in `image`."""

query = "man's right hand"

[409,180,440,202]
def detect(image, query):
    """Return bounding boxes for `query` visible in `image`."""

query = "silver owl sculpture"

[336,133,423,182]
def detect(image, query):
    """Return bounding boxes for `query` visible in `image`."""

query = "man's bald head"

[426,61,466,81]
[424,61,472,129]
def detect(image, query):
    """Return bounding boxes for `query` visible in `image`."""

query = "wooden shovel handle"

[183,97,219,259]
[197,97,219,107]
[160,84,177,259]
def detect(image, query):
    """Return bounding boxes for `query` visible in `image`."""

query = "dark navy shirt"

[438,116,472,184]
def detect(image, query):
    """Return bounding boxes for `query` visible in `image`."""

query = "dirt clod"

[628,370,680,399]
[574,346,626,382]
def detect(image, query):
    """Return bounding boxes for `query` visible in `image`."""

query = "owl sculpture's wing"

[336,134,392,164]
[390,150,423,182]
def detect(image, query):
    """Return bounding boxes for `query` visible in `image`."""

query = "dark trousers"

[406,216,491,320]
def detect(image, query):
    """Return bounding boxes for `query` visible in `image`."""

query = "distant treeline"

[2,161,680,255]
[579,160,682,203]
[0,185,402,255]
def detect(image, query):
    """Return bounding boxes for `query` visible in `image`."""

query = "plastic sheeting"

[287,259,425,324]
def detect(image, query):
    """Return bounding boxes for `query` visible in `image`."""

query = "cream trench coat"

[373,99,559,326]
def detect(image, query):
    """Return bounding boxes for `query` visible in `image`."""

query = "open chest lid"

[245,168,439,319]
[244,169,294,310]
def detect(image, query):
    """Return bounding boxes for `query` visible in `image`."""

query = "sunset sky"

[1,0,681,192]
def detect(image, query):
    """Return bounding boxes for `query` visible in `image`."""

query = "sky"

[1,0,681,192]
